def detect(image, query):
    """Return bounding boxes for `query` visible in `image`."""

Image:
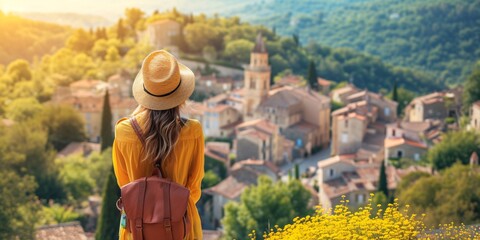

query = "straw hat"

[132,50,195,110]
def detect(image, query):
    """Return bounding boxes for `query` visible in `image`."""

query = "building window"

[329,168,334,177]
[397,150,403,158]
[414,153,420,161]
[341,133,348,143]
[251,80,256,89]
[384,107,390,116]
[357,194,365,204]
[344,119,348,128]
[392,129,396,137]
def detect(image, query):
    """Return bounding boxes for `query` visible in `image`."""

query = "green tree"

[6,59,32,82]
[0,171,39,240]
[124,8,145,31]
[202,170,221,189]
[427,130,480,170]
[100,90,113,151]
[5,97,42,122]
[398,164,480,227]
[42,105,86,151]
[222,176,311,239]
[294,163,300,180]
[95,167,121,240]
[223,39,254,64]
[66,29,95,53]
[307,60,318,90]
[184,23,223,52]
[377,161,388,197]
[116,19,127,41]
[463,65,480,111]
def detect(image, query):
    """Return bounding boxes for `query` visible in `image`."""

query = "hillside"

[14,12,112,28]
[226,0,480,86]
[0,12,71,65]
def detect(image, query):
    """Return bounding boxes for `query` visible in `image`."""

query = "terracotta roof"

[205,104,231,113]
[286,121,319,134]
[252,32,267,53]
[206,93,228,104]
[236,118,277,135]
[205,141,230,164]
[70,79,102,89]
[204,168,259,199]
[259,90,301,109]
[220,120,243,130]
[57,142,100,158]
[317,154,356,168]
[1,118,14,127]
[384,137,427,149]
[182,101,206,116]
[337,112,367,121]
[36,221,87,240]
[238,128,271,141]
[317,77,332,86]
[331,84,357,95]
[276,75,304,86]
[231,159,281,175]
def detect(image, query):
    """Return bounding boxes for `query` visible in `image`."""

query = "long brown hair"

[132,104,184,173]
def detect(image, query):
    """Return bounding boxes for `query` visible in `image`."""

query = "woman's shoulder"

[114,117,137,142]
[182,118,203,139]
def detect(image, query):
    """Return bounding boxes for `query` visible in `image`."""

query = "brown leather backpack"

[116,117,191,240]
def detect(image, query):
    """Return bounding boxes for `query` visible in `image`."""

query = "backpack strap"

[133,177,147,240]
[163,181,174,240]
[129,116,165,178]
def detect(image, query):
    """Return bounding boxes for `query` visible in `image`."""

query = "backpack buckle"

[164,219,171,229]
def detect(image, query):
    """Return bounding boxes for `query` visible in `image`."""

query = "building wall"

[333,116,367,155]
[244,52,270,117]
[386,126,422,142]
[471,105,480,131]
[236,138,261,161]
[386,144,427,161]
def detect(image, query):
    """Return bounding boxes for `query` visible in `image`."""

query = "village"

[44,19,480,238]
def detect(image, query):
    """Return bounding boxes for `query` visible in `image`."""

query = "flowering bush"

[250,194,480,240]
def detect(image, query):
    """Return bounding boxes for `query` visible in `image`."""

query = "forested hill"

[0,11,70,65]
[226,0,480,86]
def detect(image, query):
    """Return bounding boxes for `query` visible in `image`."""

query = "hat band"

[143,79,182,98]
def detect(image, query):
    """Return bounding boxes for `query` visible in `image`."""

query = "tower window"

[251,80,256,89]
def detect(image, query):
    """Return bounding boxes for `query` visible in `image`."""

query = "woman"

[112,50,204,240]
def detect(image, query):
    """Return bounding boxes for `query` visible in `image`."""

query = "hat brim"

[132,62,195,110]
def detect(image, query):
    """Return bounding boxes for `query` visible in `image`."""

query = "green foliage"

[223,39,254,64]
[41,104,87,151]
[395,171,431,196]
[371,191,388,213]
[331,100,344,112]
[56,155,96,203]
[95,168,121,240]
[427,130,480,170]
[0,14,69,65]
[398,163,480,227]
[222,176,312,239]
[0,170,39,240]
[124,8,145,31]
[66,29,95,53]
[205,154,228,179]
[6,59,32,82]
[38,204,81,226]
[387,87,416,117]
[235,0,480,86]
[184,22,224,52]
[306,60,318,89]
[294,163,300,180]
[377,161,388,197]
[100,90,113,151]
[463,65,480,110]
[202,170,221,189]
[5,97,43,122]
[116,19,127,41]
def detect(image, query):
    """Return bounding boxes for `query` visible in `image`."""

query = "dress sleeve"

[112,139,130,187]
[187,124,205,204]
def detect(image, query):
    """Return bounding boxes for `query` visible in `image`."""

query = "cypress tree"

[377,161,388,197]
[100,90,113,151]
[95,167,121,240]
[96,90,120,239]
[307,60,318,90]
[294,163,300,180]
[392,79,399,115]
[117,19,127,41]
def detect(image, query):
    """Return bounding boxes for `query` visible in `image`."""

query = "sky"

[0,0,251,20]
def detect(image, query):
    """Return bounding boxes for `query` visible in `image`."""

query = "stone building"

[405,88,462,122]
[140,19,181,55]
[470,101,480,132]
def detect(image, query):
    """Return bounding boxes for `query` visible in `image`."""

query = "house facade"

[470,101,480,132]
[405,89,462,122]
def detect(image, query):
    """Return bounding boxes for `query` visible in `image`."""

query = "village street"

[280,146,331,181]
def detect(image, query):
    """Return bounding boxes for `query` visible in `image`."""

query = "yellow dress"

[112,114,204,240]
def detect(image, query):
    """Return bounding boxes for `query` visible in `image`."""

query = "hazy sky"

[0,0,233,20]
